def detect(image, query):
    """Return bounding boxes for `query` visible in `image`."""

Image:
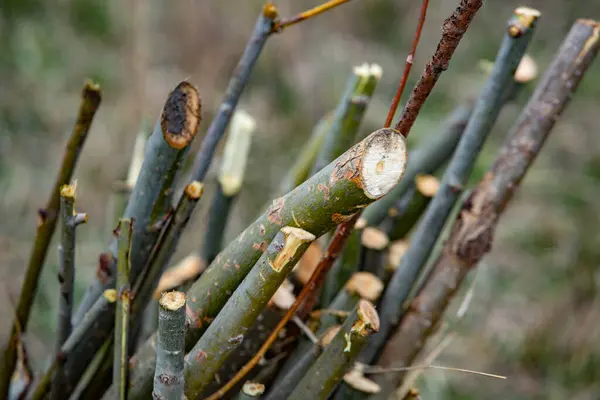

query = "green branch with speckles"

[184,227,315,398]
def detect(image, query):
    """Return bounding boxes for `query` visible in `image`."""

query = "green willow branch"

[65,81,201,394]
[311,63,382,174]
[114,219,133,400]
[0,81,101,398]
[288,300,379,400]
[153,292,187,400]
[184,227,315,398]
[127,128,407,400]
[190,4,277,182]
[373,17,598,397]
[202,110,256,264]
[51,183,88,400]
[361,7,540,368]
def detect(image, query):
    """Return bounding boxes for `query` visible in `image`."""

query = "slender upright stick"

[114,219,133,400]
[311,63,382,174]
[31,290,117,400]
[394,0,483,137]
[202,110,256,264]
[69,339,113,400]
[191,4,277,182]
[362,8,540,367]
[153,292,187,400]
[184,227,315,398]
[51,183,88,399]
[0,81,101,398]
[288,300,380,400]
[374,18,599,397]
[385,0,429,127]
[65,81,201,394]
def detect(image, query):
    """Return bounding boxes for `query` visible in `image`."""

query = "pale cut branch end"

[219,110,257,196]
[153,255,204,299]
[387,240,409,270]
[185,181,205,199]
[161,81,202,149]
[104,289,118,303]
[509,7,541,37]
[269,280,296,310]
[514,54,538,83]
[343,368,381,394]
[354,299,380,336]
[242,381,265,397]
[353,63,383,80]
[263,3,279,19]
[294,241,322,285]
[415,174,440,197]
[361,227,389,250]
[345,272,384,302]
[159,291,186,312]
[360,128,408,199]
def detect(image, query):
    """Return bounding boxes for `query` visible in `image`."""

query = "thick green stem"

[126,128,407,400]
[51,183,88,399]
[30,290,116,400]
[373,17,598,398]
[69,339,113,400]
[278,113,332,194]
[236,382,265,400]
[114,219,133,400]
[288,300,379,400]
[311,64,382,174]
[65,81,200,394]
[203,110,256,264]
[153,292,186,400]
[191,5,277,182]
[184,227,315,398]
[360,103,473,228]
[380,174,439,242]
[362,8,539,368]
[0,81,101,398]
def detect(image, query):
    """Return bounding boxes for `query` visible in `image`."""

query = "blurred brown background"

[1,0,600,398]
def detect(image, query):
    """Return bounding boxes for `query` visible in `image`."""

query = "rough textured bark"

[126,127,407,400]
[361,8,539,368]
[64,81,200,396]
[203,110,256,264]
[372,15,597,399]
[114,219,133,400]
[394,0,483,137]
[51,183,87,399]
[288,300,379,400]
[184,227,315,398]
[152,292,187,400]
[0,81,101,398]
[311,64,382,174]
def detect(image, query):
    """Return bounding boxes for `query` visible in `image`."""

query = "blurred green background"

[1,0,600,398]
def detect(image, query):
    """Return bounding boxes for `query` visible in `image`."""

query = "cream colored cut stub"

[361,128,408,199]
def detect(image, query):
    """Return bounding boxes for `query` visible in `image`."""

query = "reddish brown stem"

[384,0,430,128]
[394,0,483,137]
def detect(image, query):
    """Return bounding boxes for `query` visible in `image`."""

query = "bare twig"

[273,0,354,32]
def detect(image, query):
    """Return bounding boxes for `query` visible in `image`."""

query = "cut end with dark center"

[161,81,202,149]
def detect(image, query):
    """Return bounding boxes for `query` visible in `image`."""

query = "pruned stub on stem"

[353,299,380,336]
[161,81,202,149]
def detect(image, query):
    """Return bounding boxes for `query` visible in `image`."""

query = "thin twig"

[273,0,354,32]
[292,316,319,344]
[362,364,506,380]
[384,0,429,128]
[0,81,101,398]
